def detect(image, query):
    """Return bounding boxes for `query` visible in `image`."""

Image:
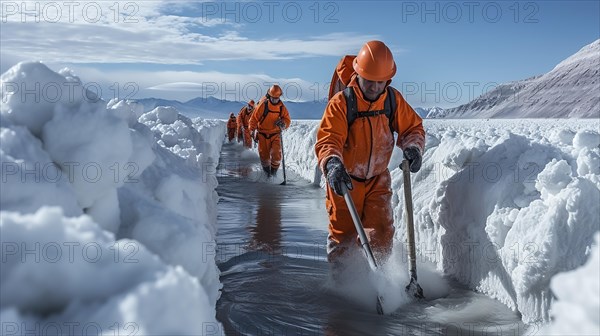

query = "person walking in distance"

[226,112,237,142]
[249,85,291,177]
[315,40,425,268]
[237,100,255,148]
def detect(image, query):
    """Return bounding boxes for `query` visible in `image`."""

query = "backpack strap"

[343,87,358,127]
[259,96,283,123]
[344,86,396,133]
[259,98,270,123]
[386,87,397,132]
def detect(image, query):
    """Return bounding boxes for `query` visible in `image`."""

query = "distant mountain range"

[134,39,598,120]
[434,39,599,118]
[134,96,251,119]
[415,107,447,119]
[133,96,329,120]
[135,96,438,120]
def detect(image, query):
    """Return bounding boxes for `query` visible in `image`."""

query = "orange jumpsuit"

[249,97,291,171]
[315,76,425,262]
[226,115,237,142]
[237,106,254,148]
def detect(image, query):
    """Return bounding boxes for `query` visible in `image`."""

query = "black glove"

[326,157,353,196]
[275,119,285,128]
[403,147,422,173]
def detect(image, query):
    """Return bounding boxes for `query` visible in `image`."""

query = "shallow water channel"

[215,142,525,336]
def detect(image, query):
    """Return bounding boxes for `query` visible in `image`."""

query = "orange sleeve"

[236,109,243,131]
[392,90,425,153]
[314,92,348,173]
[249,101,262,133]
[281,104,291,128]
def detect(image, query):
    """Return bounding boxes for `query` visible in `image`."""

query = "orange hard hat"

[248,100,255,107]
[268,85,282,98]
[353,40,396,81]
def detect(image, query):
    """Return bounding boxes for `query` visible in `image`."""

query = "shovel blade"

[376,296,385,315]
[405,277,425,299]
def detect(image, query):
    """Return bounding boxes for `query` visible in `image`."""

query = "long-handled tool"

[401,160,425,299]
[278,126,287,185]
[341,184,385,315]
[312,164,322,187]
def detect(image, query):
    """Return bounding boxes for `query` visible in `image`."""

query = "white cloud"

[25,64,325,102]
[1,1,382,102]
[1,22,376,64]
[1,1,378,64]
[147,82,207,91]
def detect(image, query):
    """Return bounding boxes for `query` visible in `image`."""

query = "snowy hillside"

[422,107,448,119]
[414,107,432,118]
[443,39,600,118]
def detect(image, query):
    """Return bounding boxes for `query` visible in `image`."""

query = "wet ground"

[215,142,525,336]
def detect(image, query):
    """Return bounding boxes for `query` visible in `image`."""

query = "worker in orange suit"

[226,112,237,142]
[237,100,255,148]
[315,41,425,267]
[249,85,291,177]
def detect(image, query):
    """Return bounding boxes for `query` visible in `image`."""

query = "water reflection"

[248,188,282,255]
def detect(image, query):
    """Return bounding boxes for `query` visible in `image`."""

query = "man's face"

[357,76,387,101]
[269,96,280,104]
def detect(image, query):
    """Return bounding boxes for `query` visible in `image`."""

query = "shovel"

[278,126,287,185]
[341,184,385,315]
[401,160,425,299]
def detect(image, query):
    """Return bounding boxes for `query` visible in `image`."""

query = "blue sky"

[1,0,599,108]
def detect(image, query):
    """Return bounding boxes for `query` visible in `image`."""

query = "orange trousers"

[227,128,236,141]
[242,128,252,148]
[325,169,394,263]
[257,132,282,170]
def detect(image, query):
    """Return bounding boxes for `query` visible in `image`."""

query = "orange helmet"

[353,40,396,81]
[248,99,255,107]
[268,84,282,98]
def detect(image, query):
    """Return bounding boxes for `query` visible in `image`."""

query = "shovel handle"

[279,126,287,185]
[341,185,379,271]
[401,160,418,280]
